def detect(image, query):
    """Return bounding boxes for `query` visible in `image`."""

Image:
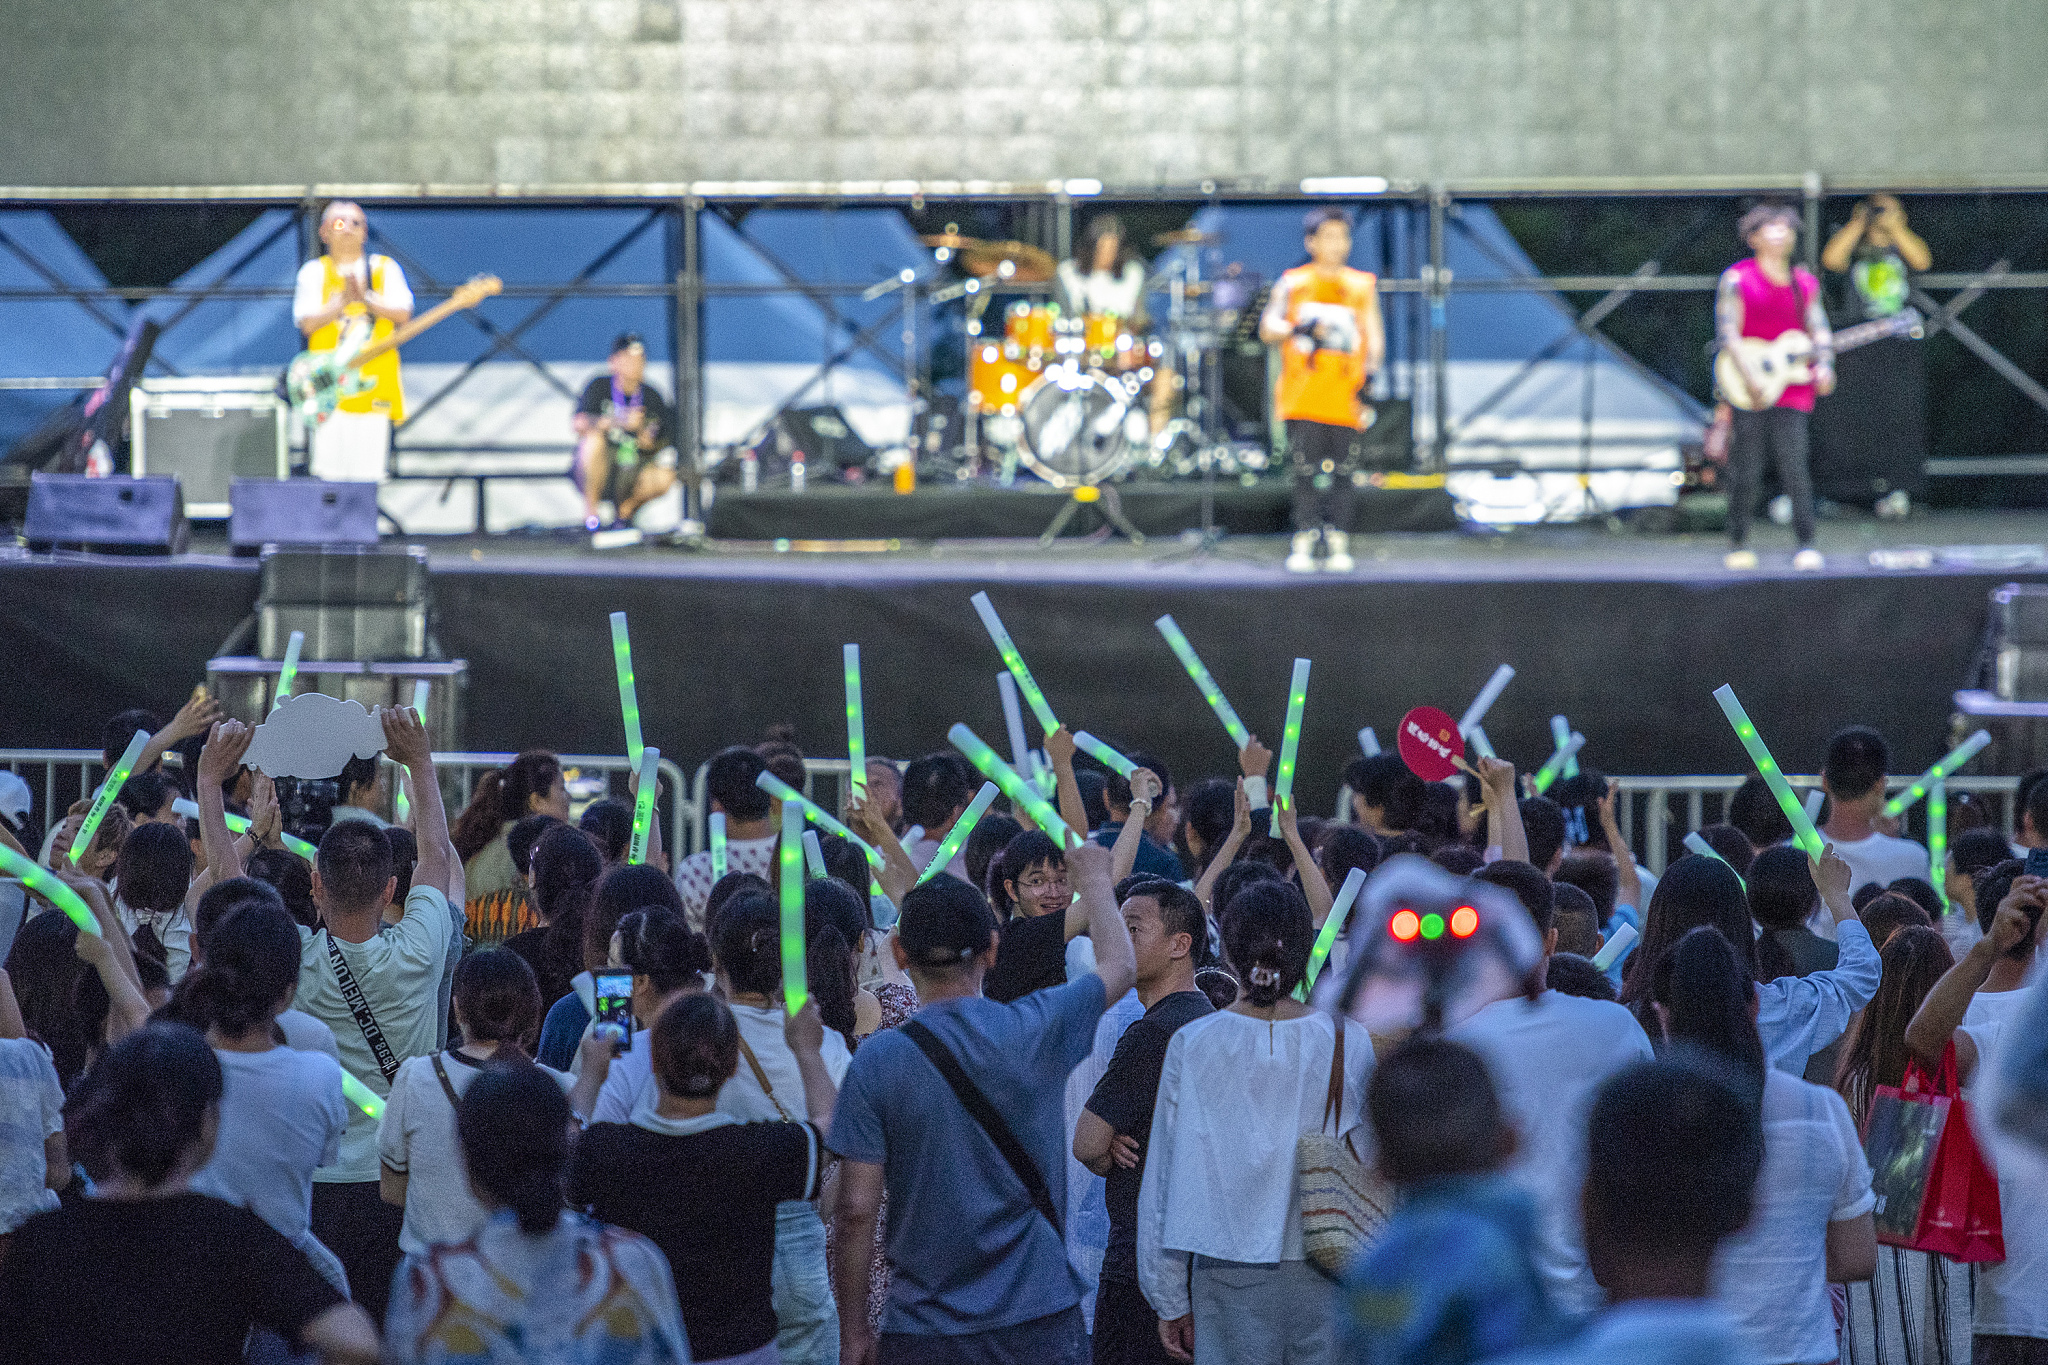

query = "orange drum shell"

[968,340,1043,414]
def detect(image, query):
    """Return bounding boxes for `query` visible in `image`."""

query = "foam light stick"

[394,680,431,825]
[171,799,317,860]
[1711,685,1825,861]
[844,644,867,798]
[1467,727,1496,761]
[340,1071,385,1121]
[1550,715,1579,779]
[1590,922,1638,973]
[627,746,660,866]
[1529,731,1586,796]
[609,612,645,769]
[1358,728,1380,757]
[0,843,103,937]
[970,591,1058,735]
[1882,729,1993,818]
[1929,781,1950,914]
[1457,665,1515,738]
[997,673,1032,774]
[780,799,808,1014]
[70,728,149,865]
[1073,731,1139,779]
[1295,866,1367,1000]
[754,772,883,867]
[1269,658,1312,836]
[1154,615,1252,750]
[709,812,728,879]
[803,829,827,879]
[919,781,1000,884]
[1683,831,1745,887]
[274,630,305,708]
[947,723,1076,847]
[1803,788,1825,823]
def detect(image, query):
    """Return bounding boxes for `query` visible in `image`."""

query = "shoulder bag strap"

[325,932,401,1083]
[900,1019,1061,1238]
[735,1034,795,1121]
[430,1052,463,1109]
[1323,1020,1346,1135]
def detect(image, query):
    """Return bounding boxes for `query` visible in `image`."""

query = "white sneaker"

[1323,531,1355,572]
[1875,490,1911,519]
[1724,549,1759,570]
[1286,530,1318,574]
[1793,548,1825,571]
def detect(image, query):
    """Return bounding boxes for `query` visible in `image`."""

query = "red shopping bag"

[1863,1042,2004,1263]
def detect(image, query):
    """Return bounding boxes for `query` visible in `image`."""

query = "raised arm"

[1193,780,1253,912]
[1820,207,1867,275]
[134,691,222,781]
[848,792,919,907]
[1906,878,2043,1077]
[1597,781,1642,910]
[1277,795,1333,925]
[1070,840,1135,1003]
[1046,727,1089,846]
[383,707,461,904]
[1109,768,1161,887]
[1478,756,1527,865]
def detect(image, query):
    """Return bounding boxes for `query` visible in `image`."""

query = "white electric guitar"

[1715,307,1924,411]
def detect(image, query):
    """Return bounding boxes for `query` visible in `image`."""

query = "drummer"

[1054,213,1148,325]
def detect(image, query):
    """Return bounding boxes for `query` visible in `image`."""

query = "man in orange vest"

[1258,208,1384,573]
[293,201,413,483]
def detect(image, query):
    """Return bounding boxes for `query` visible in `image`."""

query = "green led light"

[844,643,866,797]
[1713,685,1824,861]
[0,842,103,937]
[628,747,660,866]
[1269,657,1312,837]
[1420,912,1446,940]
[754,773,883,867]
[71,729,149,865]
[948,723,1076,847]
[610,612,644,768]
[1884,731,1992,818]
[1155,615,1253,750]
[1073,731,1139,779]
[709,812,728,879]
[340,1071,384,1120]
[1294,867,1367,1001]
[780,801,808,1015]
[971,592,1058,735]
[918,781,999,883]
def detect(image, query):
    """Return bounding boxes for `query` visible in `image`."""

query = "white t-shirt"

[279,1008,342,1061]
[0,1038,63,1234]
[1960,983,2048,1339]
[294,885,456,1182]
[1829,831,1931,897]
[905,832,967,885]
[1055,259,1146,318]
[592,1000,853,1126]
[291,255,414,327]
[190,1045,348,1251]
[1451,990,1656,1314]
[673,836,779,930]
[1712,1068,1875,1363]
[378,1050,576,1256]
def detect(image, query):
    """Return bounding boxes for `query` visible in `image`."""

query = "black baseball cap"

[610,332,646,355]
[898,875,997,968]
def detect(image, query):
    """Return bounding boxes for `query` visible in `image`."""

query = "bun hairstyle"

[1220,880,1314,1008]
[65,1022,223,1187]
[453,948,543,1055]
[652,992,740,1101]
[457,1062,571,1235]
[711,890,783,997]
[166,901,301,1038]
[452,751,562,864]
[616,907,712,997]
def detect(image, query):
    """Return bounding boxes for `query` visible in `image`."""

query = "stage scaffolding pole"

[1425,184,1450,474]
[679,196,704,512]
[1803,170,1823,276]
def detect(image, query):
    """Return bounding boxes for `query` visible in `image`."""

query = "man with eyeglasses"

[293,201,413,483]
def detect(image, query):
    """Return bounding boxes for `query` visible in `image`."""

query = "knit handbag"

[1296,1022,1393,1276]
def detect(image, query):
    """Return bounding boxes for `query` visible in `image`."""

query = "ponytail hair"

[711,891,783,997]
[530,823,603,990]
[457,1062,570,1235]
[1652,926,1766,1107]
[166,901,301,1038]
[452,751,562,864]
[65,1022,222,1187]
[1220,880,1313,1008]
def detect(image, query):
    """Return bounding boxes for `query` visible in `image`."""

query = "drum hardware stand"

[1038,481,1144,547]
[1151,264,1261,567]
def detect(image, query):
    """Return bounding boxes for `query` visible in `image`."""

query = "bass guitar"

[285,274,501,427]
[1715,307,1923,411]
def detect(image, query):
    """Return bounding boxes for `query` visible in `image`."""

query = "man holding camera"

[574,332,678,533]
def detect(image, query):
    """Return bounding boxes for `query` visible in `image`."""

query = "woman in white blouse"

[1137,881,1374,1365]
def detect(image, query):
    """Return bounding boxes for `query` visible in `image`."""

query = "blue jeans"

[773,1202,840,1365]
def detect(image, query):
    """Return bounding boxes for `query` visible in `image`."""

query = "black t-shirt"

[577,375,675,456]
[500,926,575,1013]
[1084,990,1215,1281]
[568,1118,820,1361]
[983,909,1070,1004]
[0,1193,342,1364]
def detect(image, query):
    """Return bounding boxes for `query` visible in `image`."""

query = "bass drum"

[1017,366,1148,488]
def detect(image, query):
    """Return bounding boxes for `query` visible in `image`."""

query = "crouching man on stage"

[574,332,678,532]
[293,201,412,482]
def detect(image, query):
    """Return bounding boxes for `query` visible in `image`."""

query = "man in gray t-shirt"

[830,841,1134,1365]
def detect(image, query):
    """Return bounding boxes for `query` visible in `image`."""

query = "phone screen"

[2026,848,2048,882]
[593,971,634,1051]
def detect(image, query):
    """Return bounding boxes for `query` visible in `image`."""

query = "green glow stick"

[1929,781,1950,915]
[1358,727,1380,757]
[1270,658,1312,837]
[1530,732,1586,795]
[0,842,102,937]
[919,781,999,884]
[803,829,827,879]
[394,682,429,826]
[709,812,728,879]
[1684,831,1745,889]
[170,799,317,860]
[844,644,867,798]
[754,772,883,867]
[1550,715,1579,779]
[780,800,808,1014]
[339,1071,385,1121]
[70,728,148,865]
[1295,866,1367,1000]
[1881,729,1992,819]
[1154,615,1251,749]
[610,612,645,769]
[274,630,305,707]
[1073,731,1139,779]
[1711,685,1825,861]
[628,747,660,865]
[947,723,1077,847]
[970,591,1058,735]
[1590,922,1638,972]
[1467,726,1495,761]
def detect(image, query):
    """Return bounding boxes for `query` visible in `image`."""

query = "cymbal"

[921,231,986,251]
[958,240,1057,283]
[1154,228,1216,246]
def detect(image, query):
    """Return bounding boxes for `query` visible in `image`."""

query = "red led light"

[1450,906,1480,938]
[1390,909,1421,941]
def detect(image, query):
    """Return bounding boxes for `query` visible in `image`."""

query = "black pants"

[1727,405,1816,548]
[310,1179,404,1325]
[1092,1276,1177,1365]
[1285,420,1359,533]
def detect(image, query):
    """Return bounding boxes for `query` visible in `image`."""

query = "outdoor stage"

[6,509,2043,810]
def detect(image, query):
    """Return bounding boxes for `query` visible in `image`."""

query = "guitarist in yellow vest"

[292,201,413,482]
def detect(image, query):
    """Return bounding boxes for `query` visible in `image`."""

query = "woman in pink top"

[1716,203,1835,572]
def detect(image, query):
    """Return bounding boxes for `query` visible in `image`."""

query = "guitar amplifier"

[131,377,289,518]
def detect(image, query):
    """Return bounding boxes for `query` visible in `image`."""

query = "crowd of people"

[3,691,2048,1365]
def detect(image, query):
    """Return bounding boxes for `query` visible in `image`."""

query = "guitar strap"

[326,932,401,1084]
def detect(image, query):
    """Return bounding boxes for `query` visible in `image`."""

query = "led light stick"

[628,746,660,865]
[754,772,883,868]
[970,591,1057,735]
[780,799,808,1014]
[394,680,431,825]
[0,843,103,937]
[1550,715,1579,779]
[1295,866,1368,999]
[844,644,867,798]
[1590,922,1638,973]
[1467,727,1496,761]
[339,1072,385,1121]
[1154,615,1252,749]
[997,673,1032,774]
[1529,732,1586,795]
[803,829,827,879]
[1711,685,1825,861]
[1684,831,1745,887]
[1457,665,1515,737]
[1929,781,1950,914]
[70,728,149,865]
[171,799,317,860]
[919,781,1000,884]
[709,812,728,879]
[947,723,1076,847]
[1269,659,1312,835]
[1803,788,1825,823]
[1358,728,1380,757]
[1073,731,1139,779]
[1881,729,1993,818]
[609,612,645,768]
[274,630,305,708]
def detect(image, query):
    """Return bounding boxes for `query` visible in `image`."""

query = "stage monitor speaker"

[23,473,188,554]
[231,480,378,551]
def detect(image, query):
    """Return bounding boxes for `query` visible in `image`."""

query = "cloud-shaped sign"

[244,694,387,779]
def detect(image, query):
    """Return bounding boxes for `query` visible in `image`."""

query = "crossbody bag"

[901,1019,1061,1237]
[325,933,401,1084]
